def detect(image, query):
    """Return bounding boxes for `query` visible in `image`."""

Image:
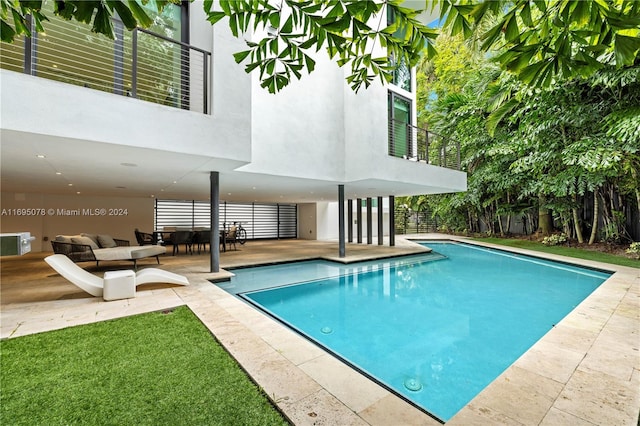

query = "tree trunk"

[588,191,599,245]
[572,206,584,243]
[537,195,553,236]
[505,192,512,234]
[630,166,640,217]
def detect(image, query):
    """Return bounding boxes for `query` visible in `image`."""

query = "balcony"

[388,118,461,170]
[1,16,211,114]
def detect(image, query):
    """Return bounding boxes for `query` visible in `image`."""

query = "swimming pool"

[229,242,611,422]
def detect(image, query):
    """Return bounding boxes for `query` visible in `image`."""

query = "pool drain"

[320,326,333,334]
[403,378,423,392]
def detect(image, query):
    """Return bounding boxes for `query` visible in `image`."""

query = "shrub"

[626,242,640,259]
[542,233,567,246]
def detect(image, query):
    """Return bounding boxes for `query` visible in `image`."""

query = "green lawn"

[473,237,639,268]
[0,306,290,425]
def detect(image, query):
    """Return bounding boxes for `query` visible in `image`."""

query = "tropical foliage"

[400,33,640,244]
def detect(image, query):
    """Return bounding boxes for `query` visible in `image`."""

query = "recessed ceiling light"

[55,172,62,175]
[120,163,137,167]
[150,195,155,198]
[76,191,81,194]
[227,193,231,195]
[173,181,177,184]
[36,154,46,158]
[68,183,73,186]
[252,187,256,190]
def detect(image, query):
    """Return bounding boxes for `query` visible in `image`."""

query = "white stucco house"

[0,1,466,266]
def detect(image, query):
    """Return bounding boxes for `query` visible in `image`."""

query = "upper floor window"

[0,1,211,114]
[387,6,412,92]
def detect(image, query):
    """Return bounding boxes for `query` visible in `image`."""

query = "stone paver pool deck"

[1,235,638,425]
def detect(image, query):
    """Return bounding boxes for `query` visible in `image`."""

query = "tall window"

[388,92,412,158]
[387,5,412,92]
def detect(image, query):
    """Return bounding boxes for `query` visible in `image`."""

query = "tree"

[3,1,639,93]
[439,0,640,87]
[0,0,179,41]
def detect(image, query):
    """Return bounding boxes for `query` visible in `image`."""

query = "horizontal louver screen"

[155,200,297,240]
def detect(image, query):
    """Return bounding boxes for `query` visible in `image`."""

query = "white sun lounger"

[45,254,189,300]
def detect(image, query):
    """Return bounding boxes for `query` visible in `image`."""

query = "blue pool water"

[232,242,611,421]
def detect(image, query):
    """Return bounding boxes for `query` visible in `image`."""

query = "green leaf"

[10,9,30,35]
[229,13,238,37]
[203,0,214,14]
[480,20,505,51]
[109,1,136,30]
[504,14,520,42]
[207,11,227,25]
[73,1,98,24]
[1,19,17,42]
[220,0,231,15]
[518,60,546,85]
[486,98,520,136]
[298,36,317,49]
[233,49,252,63]
[521,2,533,27]
[268,11,280,29]
[614,34,640,67]
[92,4,115,39]
[281,14,293,34]
[244,61,261,73]
[266,58,275,75]
[304,53,315,72]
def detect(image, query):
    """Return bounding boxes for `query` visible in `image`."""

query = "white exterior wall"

[0,5,252,165]
[242,53,347,181]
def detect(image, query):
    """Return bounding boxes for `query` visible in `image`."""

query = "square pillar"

[347,199,353,243]
[389,195,395,247]
[366,197,372,244]
[356,198,362,244]
[338,185,345,258]
[377,196,383,245]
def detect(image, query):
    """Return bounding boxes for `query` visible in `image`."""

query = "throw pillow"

[81,233,100,246]
[71,236,99,250]
[97,234,117,248]
[55,235,73,244]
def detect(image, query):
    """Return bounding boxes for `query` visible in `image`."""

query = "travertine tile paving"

[1,236,638,425]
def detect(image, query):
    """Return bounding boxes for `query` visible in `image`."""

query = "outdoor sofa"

[51,233,166,270]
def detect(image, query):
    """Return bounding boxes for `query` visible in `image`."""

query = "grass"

[473,237,640,268]
[0,306,290,426]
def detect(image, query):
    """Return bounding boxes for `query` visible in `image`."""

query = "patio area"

[1,235,638,425]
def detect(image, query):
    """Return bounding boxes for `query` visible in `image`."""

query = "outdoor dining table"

[153,230,228,252]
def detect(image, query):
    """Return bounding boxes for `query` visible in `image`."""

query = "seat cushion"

[129,246,166,259]
[93,246,165,261]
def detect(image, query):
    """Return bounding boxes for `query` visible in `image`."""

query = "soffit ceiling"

[1,130,445,204]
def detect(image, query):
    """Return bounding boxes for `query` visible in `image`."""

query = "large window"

[0,1,211,113]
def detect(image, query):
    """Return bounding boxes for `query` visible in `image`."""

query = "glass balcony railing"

[1,14,211,114]
[388,118,461,171]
